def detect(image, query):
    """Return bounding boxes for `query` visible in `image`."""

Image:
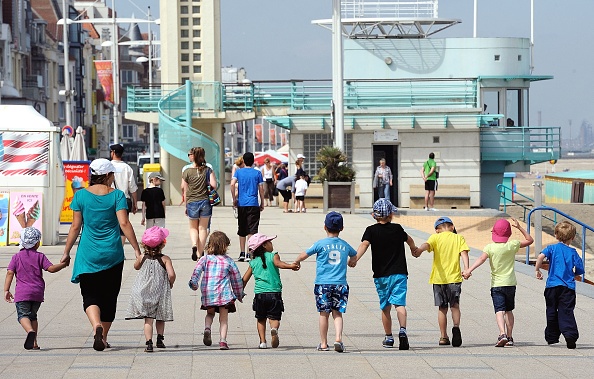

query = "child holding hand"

[126,226,176,352]
[4,227,69,350]
[242,233,299,349]
[189,231,244,350]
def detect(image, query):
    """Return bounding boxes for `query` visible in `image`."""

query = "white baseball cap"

[297,153,306,159]
[90,158,122,175]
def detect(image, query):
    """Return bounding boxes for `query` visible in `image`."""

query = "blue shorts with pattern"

[314,284,349,314]
[186,199,212,219]
[374,273,407,310]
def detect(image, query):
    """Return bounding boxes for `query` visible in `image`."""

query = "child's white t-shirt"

[295,179,308,196]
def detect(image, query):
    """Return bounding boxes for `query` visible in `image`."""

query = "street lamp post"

[332,0,344,152]
[111,0,121,144]
[61,0,73,129]
[136,6,155,163]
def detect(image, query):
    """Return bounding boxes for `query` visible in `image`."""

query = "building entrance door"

[372,145,398,206]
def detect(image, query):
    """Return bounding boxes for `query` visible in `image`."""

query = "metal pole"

[112,0,120,144]
[62,0,72,128]
[148,6,154,164]
[530,0,534,73]
[534,181,543,260]
[473,0,478,38]
[332,0,344,152]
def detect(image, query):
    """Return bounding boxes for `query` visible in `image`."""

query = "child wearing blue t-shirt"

[535,220,584,349]
[294,212,357,353]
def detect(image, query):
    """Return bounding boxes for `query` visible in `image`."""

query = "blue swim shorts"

[374,273,408,310]
[186,199,212,220]
[314,284,349,314]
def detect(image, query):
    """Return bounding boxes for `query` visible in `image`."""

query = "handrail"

[526,206,594,282]
[497,183,556,224]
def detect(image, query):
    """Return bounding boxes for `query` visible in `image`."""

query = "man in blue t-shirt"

[231,152,265,262]
[294,212,357,353]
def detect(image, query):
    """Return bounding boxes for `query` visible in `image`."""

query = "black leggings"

[79,261,124,322]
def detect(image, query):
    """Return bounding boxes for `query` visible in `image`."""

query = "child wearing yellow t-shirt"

[463,218,533,347]
[413,216,469,347]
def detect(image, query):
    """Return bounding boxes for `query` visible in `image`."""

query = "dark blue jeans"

[378,184,390,200]
[544,286,578,343]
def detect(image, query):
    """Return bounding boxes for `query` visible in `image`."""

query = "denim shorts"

[374,274,407,309]
[433,283,462,308]
[15,301,41,322]
[491,286,516,312]
[314,284,349,314]
[186,199,212,219]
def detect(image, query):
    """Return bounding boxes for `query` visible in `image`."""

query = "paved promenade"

[2,205,594,378]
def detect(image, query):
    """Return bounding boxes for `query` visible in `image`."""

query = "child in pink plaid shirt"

[189,231,243,350]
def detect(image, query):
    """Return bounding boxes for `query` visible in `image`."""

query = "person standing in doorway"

[231,152,265,262]
[373,158,393,200]
[110,144,139,244]
[421,152,438,211]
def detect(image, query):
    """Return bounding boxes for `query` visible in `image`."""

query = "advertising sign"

[60,161,90,224]
[0,191,9,246]
[94,60,114,104]
[0,132,50,187]
[8,192,43,245]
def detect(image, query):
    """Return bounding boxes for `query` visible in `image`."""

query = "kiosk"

[0,105,64,245]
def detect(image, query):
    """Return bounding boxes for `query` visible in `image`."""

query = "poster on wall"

[0,132,50,187]
[60,161,90,224]
[9,192,43,245]
[0,191,9,246]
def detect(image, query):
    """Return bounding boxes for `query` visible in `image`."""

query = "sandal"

[203,328,212,346]
[439,337,450,346]
[93,326,105,351]
[316,343,329,351]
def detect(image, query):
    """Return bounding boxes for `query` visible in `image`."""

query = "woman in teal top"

[61,159,141,351]
[242,233,299,348]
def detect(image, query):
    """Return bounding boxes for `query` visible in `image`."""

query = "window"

[193,65,201,74]
[121,96,127,112]
[181,65,189,73]
[193,18,200,25]
[181,30,189,38]
[518,55,522,61]
[181,53,189,61]
[122,124,137,140]
[182,77,189,83]
[120,70,138,85]
[58,102,65,120]
[180,18,189,26]
[181,41,189,49]
[303,133,353,176]
[193,41,201,49]
[192,6,200,13]
[193,53,201,61]
[58,65,65,84]
[193,30,201,38]
[180,6,188,14]
[433,136,440,144]
[494,55,500,61]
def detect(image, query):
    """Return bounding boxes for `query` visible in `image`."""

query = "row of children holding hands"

[4,198,585,352]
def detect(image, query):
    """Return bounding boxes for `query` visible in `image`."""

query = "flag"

[94,60,114,104]
[270,129,276,146]
[254,124,263,143]
[280,132,287,146]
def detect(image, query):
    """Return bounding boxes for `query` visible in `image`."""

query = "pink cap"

[142,226,169,248]
[248,233,277,252]
[492,219,512,243]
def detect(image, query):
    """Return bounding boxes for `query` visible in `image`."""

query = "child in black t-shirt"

[141,172,166,228]
[349,199,417,350]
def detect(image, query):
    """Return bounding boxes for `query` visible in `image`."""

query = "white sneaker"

[259,342,267,349]
[429,208,438,211]
[424,207,429,211]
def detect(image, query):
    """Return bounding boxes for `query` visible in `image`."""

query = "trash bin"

[143,163,162,189]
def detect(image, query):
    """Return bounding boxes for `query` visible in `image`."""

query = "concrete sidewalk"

[2,205,594,378]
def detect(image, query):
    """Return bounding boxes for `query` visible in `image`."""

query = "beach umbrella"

[70,126,88,161]
[60,129,73,161]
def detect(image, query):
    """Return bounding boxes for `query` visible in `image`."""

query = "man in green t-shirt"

[420,152,438,211]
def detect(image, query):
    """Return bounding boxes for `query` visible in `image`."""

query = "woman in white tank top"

[261,158,276,207]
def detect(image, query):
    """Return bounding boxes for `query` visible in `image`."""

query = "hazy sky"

[119,0,592,138]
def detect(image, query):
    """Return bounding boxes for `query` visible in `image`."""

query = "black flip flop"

[93,326,105,351]
[24,331,36,350]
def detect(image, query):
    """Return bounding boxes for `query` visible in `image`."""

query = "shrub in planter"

[316,146,356,182]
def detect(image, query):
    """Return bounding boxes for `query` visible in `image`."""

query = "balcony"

[480,126,561,164]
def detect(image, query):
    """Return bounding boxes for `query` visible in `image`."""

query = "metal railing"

[480,126,561,163]
[341,0,438,18]
[497,183,556,224]
[525,206,594,282]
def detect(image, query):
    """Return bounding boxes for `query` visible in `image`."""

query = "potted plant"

[316,146,356,213]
